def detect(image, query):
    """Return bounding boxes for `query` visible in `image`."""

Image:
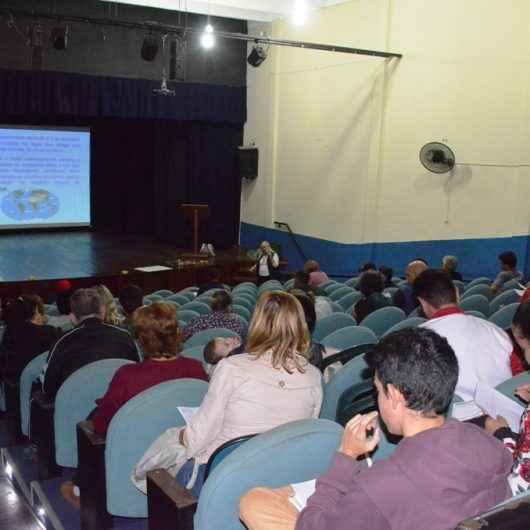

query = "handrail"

[274,222,308,262]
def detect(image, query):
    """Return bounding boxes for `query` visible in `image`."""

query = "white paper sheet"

[177,406,199,425]
[474,382,525,432]
[288,479,316,512]
[134,265,172,272]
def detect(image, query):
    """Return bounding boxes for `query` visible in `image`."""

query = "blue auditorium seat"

[181,301,212,315]
[464,277,492,290]
[359,306,406,337]
[381,316,426,337]
[459,294,491,317]
[177,309,201,324]
[19,351,48,437]
[312,313,356,342]
[150,290,173,298]
[489,303,519,330]
[321,326,377,352]
[490,289,520,315]
[461,283,493,301]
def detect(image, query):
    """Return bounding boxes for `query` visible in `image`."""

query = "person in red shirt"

[61,302,207,508]
[93,302,208,435]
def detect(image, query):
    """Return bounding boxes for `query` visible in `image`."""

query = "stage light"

[292,0,309,26]
[141,34,159,61]
[247,44,268,67]
[38,507,46,517]
[5,463,13,479]
[51,26,69,50]
[201,24,215,49]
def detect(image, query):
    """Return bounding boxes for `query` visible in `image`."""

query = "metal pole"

[0,7,402,59]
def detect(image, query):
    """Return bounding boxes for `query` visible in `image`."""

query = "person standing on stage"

[250,241,280,286]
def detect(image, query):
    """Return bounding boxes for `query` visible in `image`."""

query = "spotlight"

[5,463,13,479]
[38,507,46,517]
[141,34,159,61]
[201,24,215,49]
[292,0,309,26]
[51,26,69,51]
[247,44,268,67]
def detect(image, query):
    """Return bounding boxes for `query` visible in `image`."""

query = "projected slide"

[0,126,91,229]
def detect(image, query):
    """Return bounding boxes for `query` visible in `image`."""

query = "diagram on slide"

[1,189,60,221]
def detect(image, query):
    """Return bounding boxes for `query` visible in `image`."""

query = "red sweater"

[93,357,208,435]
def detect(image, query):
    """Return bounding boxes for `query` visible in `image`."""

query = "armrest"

[30,391,60,479]
[77,421,112,530]
[147,469,197,530]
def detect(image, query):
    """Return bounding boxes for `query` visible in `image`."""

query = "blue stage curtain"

[0,68,246,125]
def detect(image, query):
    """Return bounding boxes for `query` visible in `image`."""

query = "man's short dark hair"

[204,339,220,365]
[56,290,72,315]
[211,290,232,312]
[498,251,517,269]
[379,265,393,282]
[119,284,144,315]
[359,262,376,273]
[70,288,103,320]
[358,271,385,297]
[294,270,310,285]
[366,327,458,416]
[412,269,457,309]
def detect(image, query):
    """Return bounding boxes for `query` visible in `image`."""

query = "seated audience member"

[93,303,207,436]
[176,291,323,496]
[118,284,144,334]
[43,288,139,400]
[379,265,395,288]
[95,284,123,326]
[359,262,376,273]
[197,268,226,296]
[415,269,511,418]
[486,300,530,494]
[1,295,61,380]
[314,296,333,321]
[491,251,523,295]
[353,271,392,323]
[60,302,208,508]
[46,289,74,331]
[203,336,243,366]
[182,290,246,341]
[292,271,326,297]
[250,241,280,286]
[393,260,428,315]
[304,260,329,287]
[442,255,463,281]
[240,328,512,530]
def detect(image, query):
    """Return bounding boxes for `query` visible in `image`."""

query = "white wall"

[242,0,530,248]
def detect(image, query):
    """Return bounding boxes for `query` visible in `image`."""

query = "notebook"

[474,382,525,432]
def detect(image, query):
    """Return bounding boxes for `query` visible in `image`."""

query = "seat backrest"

[184,327,241,349]
[465,277,492,290]
[283,278,295,289]
[322,282,342,294]
[198,288,227,299]
[344,277,359,288]
[336,379,376,426]
[330,301,346,313]
[320,355,371,420]
[329,286,354,302]
[19,351,48,436]
[337,291,363,311]
[321,326,377,352]
[465,310,486,319]
[194,419,343,530]
[495,372,530,403]
[461,283,493,301]
[144,294,163,303]
[360,306,406,337]
[151,290,174,298]
[232,304,251,322]
[181,301,212,315]
[203,434,256,481]
[502,279,522,291]
[55,358,134,467]
[312,313,357,342]
[459,294,491,317]
[489,303,520,330]
[180,345,205,363]
[177,309,201,324]
[453,280,465,293]
[381,317,426,337]
[167,293,191,306]
[105,378,208,517]
[231,297,254,311]
[490,289,520,315]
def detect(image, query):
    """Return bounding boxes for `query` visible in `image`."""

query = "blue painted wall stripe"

[240,222,530,281]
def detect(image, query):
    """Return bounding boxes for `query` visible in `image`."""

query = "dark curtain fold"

[0,68,246,124]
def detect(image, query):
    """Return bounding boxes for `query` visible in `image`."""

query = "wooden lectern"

[179,203,209,256]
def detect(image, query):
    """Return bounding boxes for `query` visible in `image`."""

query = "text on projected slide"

[0,127,91,227]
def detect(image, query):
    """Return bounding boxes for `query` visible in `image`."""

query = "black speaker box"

[238,147,258,180]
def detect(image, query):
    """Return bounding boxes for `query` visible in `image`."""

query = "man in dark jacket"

[240,328,512,530]
[43,288,139,399]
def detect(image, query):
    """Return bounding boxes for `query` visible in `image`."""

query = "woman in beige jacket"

[177,291,324,496]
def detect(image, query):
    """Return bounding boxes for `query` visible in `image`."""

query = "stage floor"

[0,231,187,282]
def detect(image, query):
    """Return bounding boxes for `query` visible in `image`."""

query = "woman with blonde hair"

[95,284,123,326]
[250,241,280,285]
[176,291,323,496]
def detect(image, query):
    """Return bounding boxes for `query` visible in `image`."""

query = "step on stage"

[0,231,253,300]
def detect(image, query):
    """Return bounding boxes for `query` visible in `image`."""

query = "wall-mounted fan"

[419,142,455,174]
